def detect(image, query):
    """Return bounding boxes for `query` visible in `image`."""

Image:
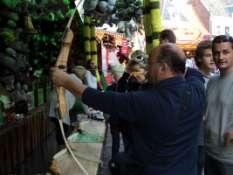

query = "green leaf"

[66,9,75,17]
[0,30,16,44]
[0,95,11,109]
[56,10,65,20]
[49,12,55,21]
[63,0,70,5]
[1,0,19,9]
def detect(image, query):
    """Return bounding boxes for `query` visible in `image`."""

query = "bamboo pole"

[149,0,162,48]
[143,0,153,54]
[90,23,98,66]
[90,22,102,88]
[84,16,91,61]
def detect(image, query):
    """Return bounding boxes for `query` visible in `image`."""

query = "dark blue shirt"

[82,68,205,175]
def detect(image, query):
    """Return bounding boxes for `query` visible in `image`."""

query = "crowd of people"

[51,29,233,175]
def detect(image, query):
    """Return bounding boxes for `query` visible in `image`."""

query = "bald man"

[52,43,205,175]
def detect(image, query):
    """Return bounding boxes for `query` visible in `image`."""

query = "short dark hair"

[212,35,233,51]
[155,44,186,74]
[195,40,212,68]
[159,29,176,43]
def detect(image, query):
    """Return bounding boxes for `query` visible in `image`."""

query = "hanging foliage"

[0,0,19,9]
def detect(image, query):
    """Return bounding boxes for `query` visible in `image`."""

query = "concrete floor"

[97,125,112,175]
[97,124,125,175]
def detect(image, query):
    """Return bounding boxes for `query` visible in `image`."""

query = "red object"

[120,39,129,56]
[105,48,113,85]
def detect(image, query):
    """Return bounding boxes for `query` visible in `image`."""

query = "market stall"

[0,1,77,174]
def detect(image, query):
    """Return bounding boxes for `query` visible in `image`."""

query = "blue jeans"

[205,154,233,175]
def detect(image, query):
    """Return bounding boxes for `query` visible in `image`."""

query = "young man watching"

[195,40,216,87]
[194,40,216,175]
[205,35,233,175]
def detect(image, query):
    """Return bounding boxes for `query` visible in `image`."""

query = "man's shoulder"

[208,75,220,84]
[185,68,205,85]
[185,68,201,78]
[206,75,220,91]
[209,74,219,80]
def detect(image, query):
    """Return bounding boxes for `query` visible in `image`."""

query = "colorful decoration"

[102,33,116,49]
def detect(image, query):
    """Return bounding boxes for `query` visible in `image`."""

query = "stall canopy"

[161,0,210,50]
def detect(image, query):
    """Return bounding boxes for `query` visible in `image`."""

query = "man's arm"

[52,69,142,122]
[82,88,143,122]
[52,69,87,97]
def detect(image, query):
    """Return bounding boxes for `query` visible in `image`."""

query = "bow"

[55,9,89,175]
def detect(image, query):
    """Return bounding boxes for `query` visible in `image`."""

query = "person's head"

[130,50,148,66]
[148,43,186,84]
[212,35,233,75]
[86,60,96,70]
[127,59,144,72]
[159,29,176,44]
[72,66,87,80]
[126,59,147,84]
[127,50,148,72]
[195,40,215,74]
[110,64,124,81]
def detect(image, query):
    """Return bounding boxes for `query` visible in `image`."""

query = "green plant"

[63,0,71,5]
[1,0,19,9]
[29,31,64,78]
[0,30,16,45]
[23,0,75,78]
